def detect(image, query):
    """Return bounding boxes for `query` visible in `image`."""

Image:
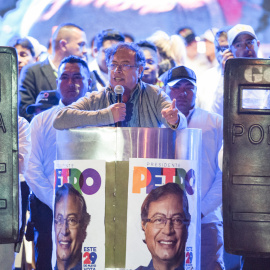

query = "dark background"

[0,0,270,54]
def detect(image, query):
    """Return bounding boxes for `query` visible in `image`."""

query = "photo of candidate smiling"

[54,183,90,270]
[138,183,190,270]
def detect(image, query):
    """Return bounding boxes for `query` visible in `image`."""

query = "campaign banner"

[54,160,106,270]
[125,158,200,270]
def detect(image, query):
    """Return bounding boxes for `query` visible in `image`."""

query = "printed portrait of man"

[54,183,91,270]
[137,182,191,270]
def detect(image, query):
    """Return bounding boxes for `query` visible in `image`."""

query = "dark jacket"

[19,57,98,122]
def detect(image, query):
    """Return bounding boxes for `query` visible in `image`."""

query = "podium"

[55,127,202,269]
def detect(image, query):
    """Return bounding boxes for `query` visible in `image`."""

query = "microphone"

[114,85,125,127]
[114,85,124,103]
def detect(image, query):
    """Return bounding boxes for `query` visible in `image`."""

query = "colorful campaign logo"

[55,168,102,195]
[132,166,195,195]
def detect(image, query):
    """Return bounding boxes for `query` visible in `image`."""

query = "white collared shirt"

[25,101,65,209]
[187,106,223,224]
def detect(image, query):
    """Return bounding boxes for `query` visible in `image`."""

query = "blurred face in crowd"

[57,62,91,106]
[167,79,197,117]
[64,28,88,61]
[108,48,143,93]
[142,194,188,269]
[230,33,260,58]
[141,47,159,85]
[15,45,36,74]
[54,194,86,268]
[96,39,120,73]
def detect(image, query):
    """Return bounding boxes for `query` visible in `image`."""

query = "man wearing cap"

[211,24,261,116]
[25,55,91,269]
[89,29,125,90]
[26,90,60,115]
[164,65,224,270]
[19,23,97,122]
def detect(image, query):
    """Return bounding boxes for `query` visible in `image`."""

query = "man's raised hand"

[161,99,179,126]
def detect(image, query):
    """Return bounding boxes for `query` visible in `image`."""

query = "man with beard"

[137,183,190,270]
[164,66,224,270]
[211,24,261,115]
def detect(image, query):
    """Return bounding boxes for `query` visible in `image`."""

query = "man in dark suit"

[19,23,97,122]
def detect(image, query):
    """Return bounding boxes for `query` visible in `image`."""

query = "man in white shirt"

[211,24,260,116]
[164,65,224,270]
[25,56,91,269]
[196,27,230,111]
[178,27,210,78]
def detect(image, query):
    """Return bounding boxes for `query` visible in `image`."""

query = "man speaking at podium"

[53,42,187,130]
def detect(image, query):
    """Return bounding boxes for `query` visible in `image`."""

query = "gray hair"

[105,42,146,68]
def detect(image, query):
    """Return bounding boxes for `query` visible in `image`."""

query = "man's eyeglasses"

[107,63,138,71]
[54,216,81,228]
[232,39,256,50]
[144,214,190,229]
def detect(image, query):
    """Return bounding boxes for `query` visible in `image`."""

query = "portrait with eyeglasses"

[54,183,91,270]
[136,183,191,270]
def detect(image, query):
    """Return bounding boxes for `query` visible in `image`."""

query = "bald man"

[19,23,97,122]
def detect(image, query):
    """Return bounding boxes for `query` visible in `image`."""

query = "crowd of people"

[0,21,268,270]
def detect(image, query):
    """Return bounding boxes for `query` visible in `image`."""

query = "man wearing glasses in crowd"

[53,42,187,130]
[136,183,190,270]
[211,24,261,116]
[54,183,91,270]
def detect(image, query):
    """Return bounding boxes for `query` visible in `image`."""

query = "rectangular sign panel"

[223,58,270,256]
[125,158,200,270]
[53,160,106,270]
[53,158,201,269]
